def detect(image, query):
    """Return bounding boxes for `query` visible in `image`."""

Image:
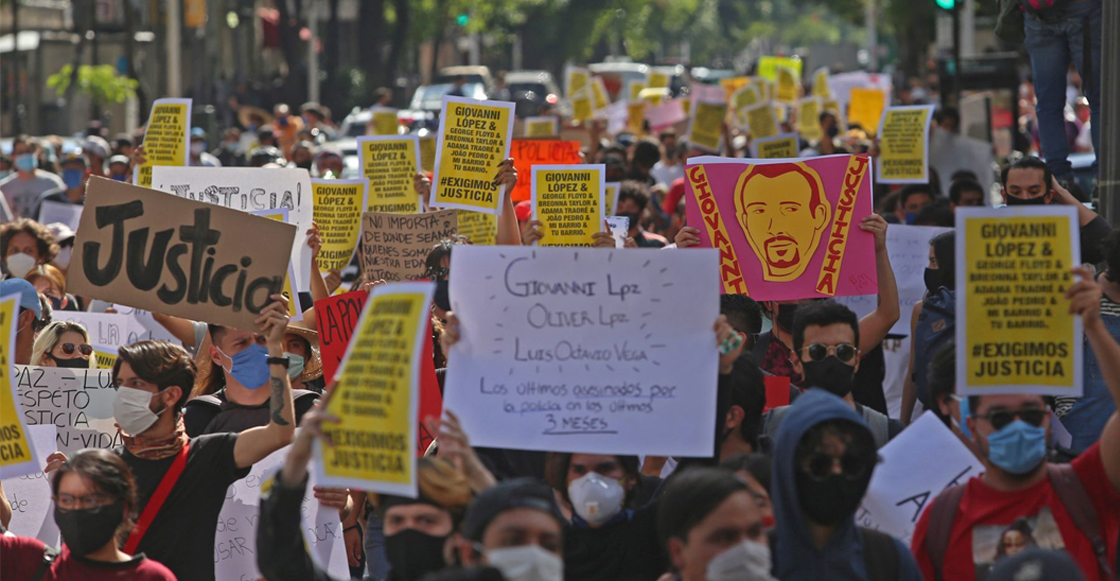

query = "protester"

[893,184,936,225]
[30,152,88,218]
[107,154,131,181]
[81,135,111,177]
[949,178,985,210]
[1,277,52,365]
[273,103,305,155]
[1,218,59,280]
[616,181,668,248]
[315,146,345,178]
[0,136,65,219]
[720,454,776,531]
[188,128,221,167]
[25,263,76,311]
[902,230,956,424]
[31,320,95,368]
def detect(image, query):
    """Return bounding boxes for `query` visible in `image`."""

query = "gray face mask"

[486,545,564,581]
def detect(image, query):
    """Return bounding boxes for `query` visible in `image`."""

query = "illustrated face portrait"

[734,163,831,282]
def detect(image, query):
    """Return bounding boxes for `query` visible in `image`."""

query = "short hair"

[544,453,642,507]
[949,179,985,206]
[720,453,771,493]
[739,162,827,216]
[113,341,196,417]
[819,111,837,125]
[950,169,979,183]
[791,300,860,355]
[931,231,956,290]
[720,294,763,336]
[934,107,960,128]
[1000,156,1052,191]
[632,139,662,170]
[1104,228,1120,282]
[1,218,60,263]
[656,467,748,548]
[717,357,767,449]
[928,341,956,426]
[915,199,954,227]
[25,264,67,294]
[51,448,138,546]
[617,180,650,213]
[898,184,935,209]
[31,321,93,368]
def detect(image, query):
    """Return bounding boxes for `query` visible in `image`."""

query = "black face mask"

[774,304,799,332]
[1004,194,1048,206]
[826,125,840,138]
[55,502,124,555]
[385,528,449,580]
[924,267,941,294]
[434,279,451,312]
[801,356,855,397]
[795,470,871,526]
[617,212,641,228]
[50,355,91,369]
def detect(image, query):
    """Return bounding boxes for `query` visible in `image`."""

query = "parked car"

[503,70,570,118]
[402,83,488,128]
[589,61,650,100]
[436,66,494,92]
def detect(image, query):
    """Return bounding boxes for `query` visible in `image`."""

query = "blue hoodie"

[770,389,921,581]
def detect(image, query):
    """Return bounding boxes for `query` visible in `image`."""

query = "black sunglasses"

[802,342,859,363]
[60,343,93,356]
[973,408,1046,431]
[803,452,872,482]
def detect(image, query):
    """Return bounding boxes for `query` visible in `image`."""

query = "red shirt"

[911,442,1120,581]
[0,536,177,581]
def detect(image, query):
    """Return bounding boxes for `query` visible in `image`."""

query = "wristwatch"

[266,356,291,368]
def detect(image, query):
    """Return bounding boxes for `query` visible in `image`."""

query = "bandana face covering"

[120,416,188,460]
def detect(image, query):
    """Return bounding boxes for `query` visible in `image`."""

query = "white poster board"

[53,311,138,353]
[12,365,121,455]
[1,425,61,545]
[37,201,83,232]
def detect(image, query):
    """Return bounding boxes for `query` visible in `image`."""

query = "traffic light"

[456,13,470,26]
[935,0,955,9]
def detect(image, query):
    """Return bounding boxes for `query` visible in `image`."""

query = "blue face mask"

[904,211,919,225]
[986,419,1047,475]
[62,169,85,189]
[15,154,37,172]
[954,395,971,440]
[111,173,127,182]
[219,343,271,389]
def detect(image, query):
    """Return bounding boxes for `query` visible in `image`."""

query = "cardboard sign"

[316,282,434,495]
[847,88,888,135]
[603,182,620,218]
[358,135,421,214]
[775,67,800,104]
[565,66,590,97]
[70,177,296,330]
[751,133,801,159]
[371,106,399,135]
[743,102,779,139]
[877,105,936,184]
[312,178,368,271]
[797,98,823,142]
[430,96,516,215]
[456,210,498,246]
[758,56,803,83]
[530,165,605,247]
[1,424,60,545]
[956,206,1082,396]
[0,296,38,478]
[688,100,726,153]
[38,201,83,233]
[684,155,877,300]
[360,210,458,282]
[251,208,304,322]
[444,246,720,456]
[134,98,191,187]
[419,135,436,174]
[315,290,369,385]
[13,365,120,455]
[525,116,559,137]
[510,140,583,203]
[730,86,762,123]
[645,99,688,132]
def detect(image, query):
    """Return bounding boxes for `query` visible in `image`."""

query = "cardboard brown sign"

[360,210,458,282]
[70,177,297,330]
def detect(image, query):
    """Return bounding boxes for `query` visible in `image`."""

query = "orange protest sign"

[510,140,583,202]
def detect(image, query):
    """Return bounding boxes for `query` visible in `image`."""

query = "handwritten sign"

[847,88,887,135]
[12,365,119,455]
[315,290,369,385]
[688,100,726,153]
[956,206,1082,396]
[1,424,60,544]
[358,135,421,214]
[360,210,458,282]
[457,210,498,246]
[510,140,583,203]
[0,296,38,478]
[525,116,558,137]
[430,97,516,215]
[38,201,83,233]
[444,246,720,456]
[316,283,433,495]
[311,178,367,271]
[876,105,936,184]
[371,106,399,135]
[743,102,778,139]
[751,133,801,159]
[53,311,136,353]
[134,98,191,187]
[684,155,877,300]
[71,177,296,331]
[531,165,605,247]
[606,216,629,248]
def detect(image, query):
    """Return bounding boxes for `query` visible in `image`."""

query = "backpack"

[924,463,1118,581]
[912,288,955,409]
[767,527,904,581]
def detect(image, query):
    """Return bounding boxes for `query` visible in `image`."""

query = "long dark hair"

[931,231,956,290]
[51,449,138,546]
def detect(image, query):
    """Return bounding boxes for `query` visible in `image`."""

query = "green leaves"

[46,64,138,104]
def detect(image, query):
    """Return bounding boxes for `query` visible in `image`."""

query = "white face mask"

[190,142,206,155]
[567,472,625,526]
[705,539,774,581]
[487,545,563,581]
[53,246,73,270]
[5,252,36,278]
[113,386,168,436]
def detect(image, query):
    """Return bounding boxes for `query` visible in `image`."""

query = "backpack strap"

[1046,463,1116,579]
[32,545,60,581]
[860,406,891,448]
[860,527,900,581]
[924,483,967,581]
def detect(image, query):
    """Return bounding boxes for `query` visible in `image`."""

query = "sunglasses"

[973,408,1046,431]
[60,343,93,356]
[802,342,859,363]
[803,452,872,482]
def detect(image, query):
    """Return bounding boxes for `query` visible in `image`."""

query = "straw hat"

[286,318,323,383]
[238,105,275,129]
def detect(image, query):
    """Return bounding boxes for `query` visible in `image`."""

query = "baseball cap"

[1,278,42,319]
[80,136,111,159]
[108,154,130,167]
[45,222,76,244]
[190,127,209,140]
[461,478,564,542]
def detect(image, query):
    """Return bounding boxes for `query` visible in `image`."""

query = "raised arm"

[150,313,200,350]
[306,222,330,305]
[234,294,296,469]
[495,158,523,246]
[857,214,900,354]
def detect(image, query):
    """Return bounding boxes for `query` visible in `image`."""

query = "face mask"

[924,267,941,294]
[110,173,127,182]
[62,168,85,189]
[795,467,870,526]
[801,356,856,397]
[384,528,448,579]
[1004,193,1048,206]
[617,212,641,228]
[568,472,625,526]
[296,160,312,170]
[219,343,271,389]
[705,539,773,581]
[434,279,451,312]
[284,352,305,380]
[113,386,169,436]
[54,246,73,269]
[774,304,798,332]
[826,125,840,139]
[190,142,206,155]
[954,395,971,439]
[5,252,36,278]
[55,502,124,556]
[50,354,88,368]
[487,545,564,581]
[14,154,37,172]
[985,419,1047,475]
[904,211,919,225]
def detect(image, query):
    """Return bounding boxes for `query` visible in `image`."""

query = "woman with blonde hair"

[31,320,95,368]
[25,263,77,311]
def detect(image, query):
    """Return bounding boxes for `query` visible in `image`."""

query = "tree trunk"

[383,0,410,89]
[274,0,306,104]
[359,0,386,91]
[428,0,450,82]
[323,0,341,112]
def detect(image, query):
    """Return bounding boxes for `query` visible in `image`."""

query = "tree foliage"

[47,64,138,104]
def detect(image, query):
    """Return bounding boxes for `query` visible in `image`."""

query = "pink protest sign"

[683,154,877,300]
[645,99,687,131]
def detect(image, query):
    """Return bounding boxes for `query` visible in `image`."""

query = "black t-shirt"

[183,388,319,437]
[120,433,249,581]
[1080,215,1112,265]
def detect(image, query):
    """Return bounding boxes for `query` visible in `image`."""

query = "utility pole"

[167,0,182,98]
[1101,1,1119,225]
[865,0,878,71]
[11,0,22,133]
[951,2,962,107]
[308,0,320,104]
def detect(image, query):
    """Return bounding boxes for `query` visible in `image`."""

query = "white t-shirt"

[650,162,684,187]
[0,170,66,219]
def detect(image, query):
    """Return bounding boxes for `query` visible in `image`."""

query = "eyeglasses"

[801,342,859,363]
[803,452,873,482]
[973,408,1046,431]
[55,493,112,511]
[60,343,93,356]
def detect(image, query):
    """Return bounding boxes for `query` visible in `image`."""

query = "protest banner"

[689,100,726,153]
[627,101,648,134]
[857,413,982,545]
[571,88,594,124]
[456,210,498,245]
[603,182,620,217]
[0,296,38,478]
[955,206,1082,396]
[530,165,605,247]
[311,178,368,270]
[430,96,516,215]
[510,139,583,202]
[315,289,369,385]
[684,154,877,300]
[525,116,559,137]
[606,216,629,248]
[775,67,800,104]
[797,97,823,142]
[758,56,803,82]
[591,78,611,111]
[848,87,888,135]
[626,80,647,102]
[133,98,191,187]
[358,135,421,214]
[316,282,434,495]
[361,209,458,282]
[38,200,83,232]
[1,424,60,544]
[13,365,119,455]
[812,67,831,98]
[150,166,314,291]
[418,135,436,174]
[71,177,296,330]
[742,102,779,139]
[877,105,936,184]
[750,133,801,159]
[644,99,687,132]
[444,246,719,455]
[730,86,762,122]
[565,66,590,97]
[85,302,184,346]
[371,106,399,135]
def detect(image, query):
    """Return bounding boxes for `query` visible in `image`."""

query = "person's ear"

[1044,189,1056,204]
[999,188,1009,203]
[162,385,183,409]
[455,536,479,568]
[667,537,686,571]
[791,349,804,376]
[209,344,227,369]
[725,405,745,430]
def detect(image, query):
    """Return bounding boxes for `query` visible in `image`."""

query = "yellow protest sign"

[316,282,434,496]
[591,77,610,111]
[603,182,620,216]
[358,135,421,214]
[565,66,590,97]
[525,116,559,137]
[531,164,604,247]
[848,88,887,135]
[758,56,803,82]
[312,178,368,271]
[133,98,191,188]
[571,89,594,124]
[627,80,647,102]
[371,107,399,135]
[649,71,670,89]
[720,77,751,102]
[431,97,516,215]
[812,67,831,99]
[0,295,37,478]
[876,105,935,184]
[731,86,761,118]
[627,101,648,134]
[774,104,789,124]
[775,67,800,104]
[957,207,1081,396]
[797,98,823,142]
[680,98,691,119]
[418,135,436,174]
[456,210,497,245]
[689,100,726,153]
[751,133,801,159]
[93,348,118,369]
[743,102,778,139]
